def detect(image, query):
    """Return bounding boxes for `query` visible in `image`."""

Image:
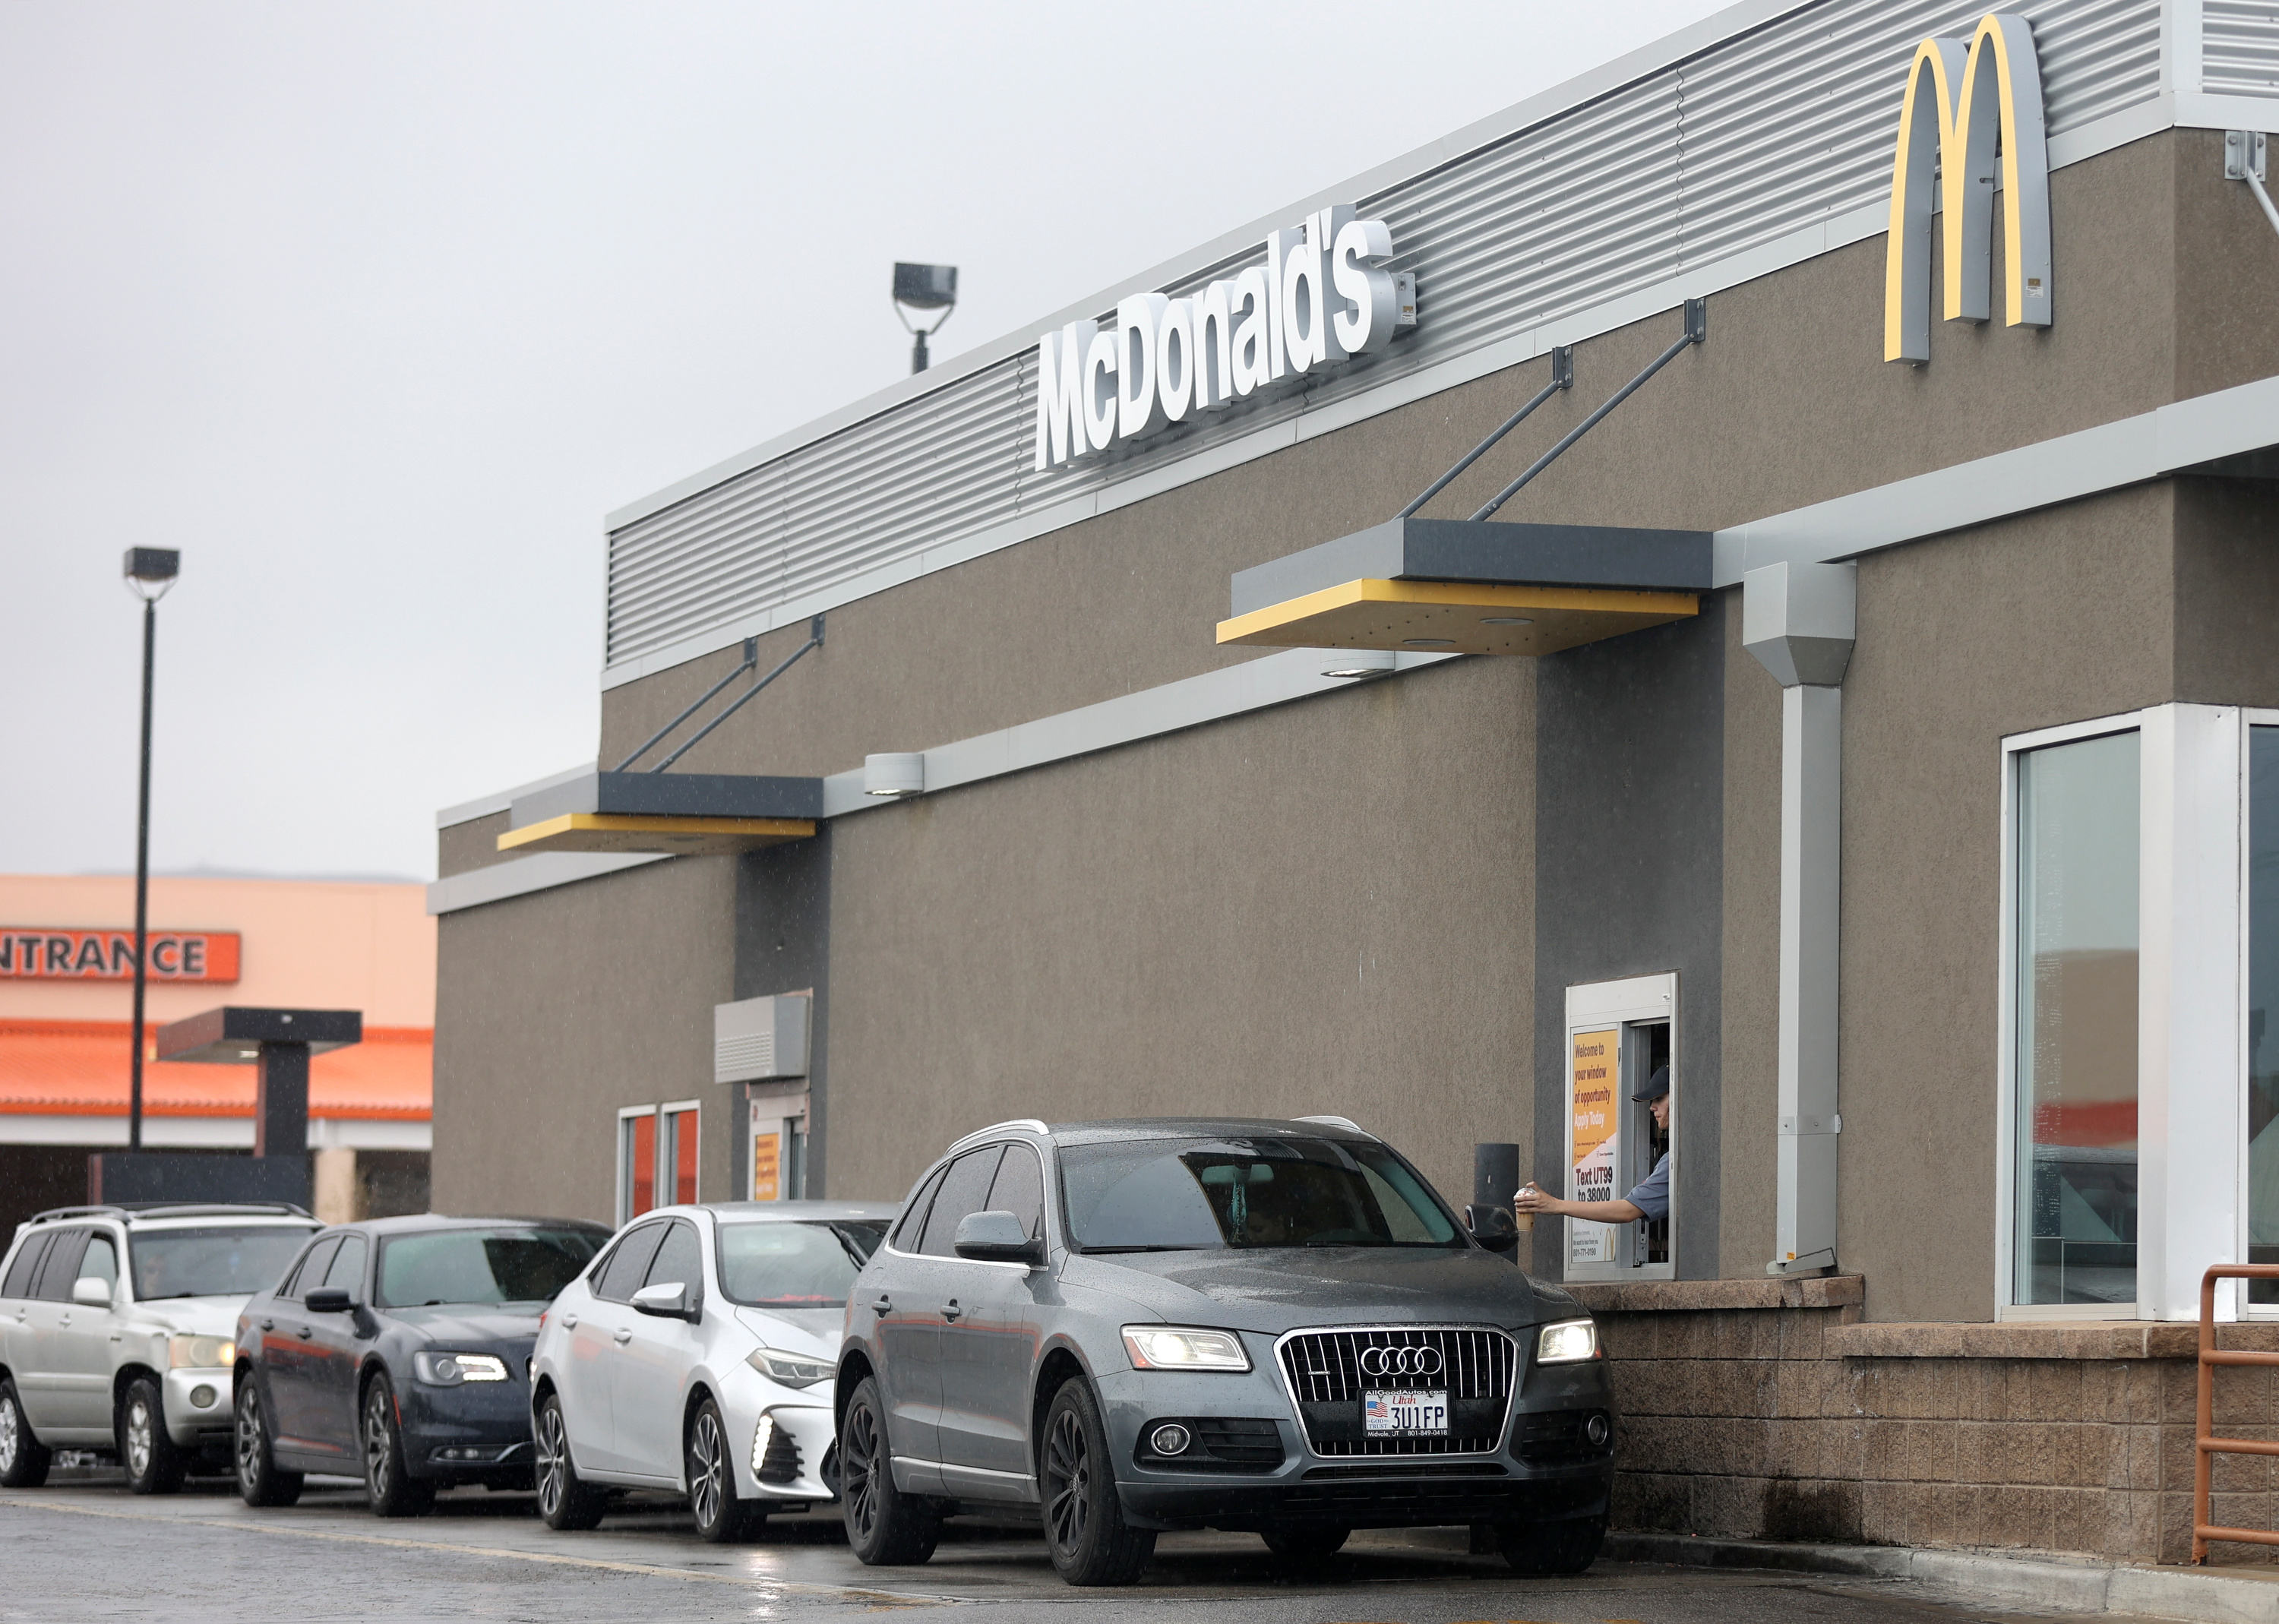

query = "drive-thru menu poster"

[1569,1028,1619,1267]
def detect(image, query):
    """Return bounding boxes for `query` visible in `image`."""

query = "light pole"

[122,548,179,1151]
[892,262,958,374]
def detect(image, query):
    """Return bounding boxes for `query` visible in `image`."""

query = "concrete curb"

[1601,1532,2279,1624]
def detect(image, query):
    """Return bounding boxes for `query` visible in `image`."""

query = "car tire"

[1040,1378,1155,1587]
[1500,1512,1605,1575]
[1260,1523,1349,1559]
[687,1397,764,1543]
[838,1376,939,1566]
[0,1378,52,1489]
[234,1377,303,1507]
[534,1391,608,1531]
[363,1373,437,1518]
[119,1376,187,1496]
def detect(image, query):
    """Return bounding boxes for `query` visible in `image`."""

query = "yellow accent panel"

[1215,579,1697,658]
[497,813,816,856]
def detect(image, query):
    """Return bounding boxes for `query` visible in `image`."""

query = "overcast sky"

[0,0,1734,883]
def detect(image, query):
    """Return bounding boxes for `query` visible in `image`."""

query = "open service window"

[748,1092,808,1201]
[1999,706,2261,1322]
[1564,972,1677,1282]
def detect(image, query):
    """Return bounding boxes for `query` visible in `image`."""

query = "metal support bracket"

[2226,131,2279,240]
[616,615,826,773]
[1397,345,1572,520]
[1472,299,1706,521]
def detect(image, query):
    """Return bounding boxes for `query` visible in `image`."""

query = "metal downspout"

[1742,561,1857,1277]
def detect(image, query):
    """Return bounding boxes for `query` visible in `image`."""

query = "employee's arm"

[1515,1188,1646,1223]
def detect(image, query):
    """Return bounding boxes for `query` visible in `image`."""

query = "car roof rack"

[947,1118,1050,1153]
[1292,1115,1372,1138]
[24,1201,314,1225]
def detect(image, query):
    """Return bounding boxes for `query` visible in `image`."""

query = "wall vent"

[715,993,811,1083]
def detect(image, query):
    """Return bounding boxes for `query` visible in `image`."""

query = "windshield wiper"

[1079,1244,1210,1254]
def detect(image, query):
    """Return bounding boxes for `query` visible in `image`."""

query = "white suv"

[0,1203,318,1493]
[528,1201,894,1541]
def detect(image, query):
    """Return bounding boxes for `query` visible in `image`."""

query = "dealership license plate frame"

[1363,1388,1449,1436]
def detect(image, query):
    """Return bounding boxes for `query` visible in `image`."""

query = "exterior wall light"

[893,263,958,374]
[1321,649,1398,679]
[864,753,925,797]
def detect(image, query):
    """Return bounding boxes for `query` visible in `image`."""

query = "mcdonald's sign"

[1885,13,2051,365]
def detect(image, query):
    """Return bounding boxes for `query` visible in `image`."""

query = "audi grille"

[1275,1327,1516,1457]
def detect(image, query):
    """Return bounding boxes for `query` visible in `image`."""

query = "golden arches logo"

[1884,13,2052,365]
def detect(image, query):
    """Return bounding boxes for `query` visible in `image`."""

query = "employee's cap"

[1632,1064,1670,1103]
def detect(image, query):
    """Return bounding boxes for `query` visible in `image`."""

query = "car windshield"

[375,1228,602,1309]
[716,1220,887,1306]
[1060,1136,1462,1252]
[129,1226,314,1300]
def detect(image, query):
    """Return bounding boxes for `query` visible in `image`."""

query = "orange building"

[0,874,433,1237]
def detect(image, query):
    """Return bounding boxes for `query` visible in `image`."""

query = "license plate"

[1363,1389,1449,1436]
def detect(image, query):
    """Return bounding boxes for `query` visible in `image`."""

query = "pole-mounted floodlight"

[893,262,958,374]
[121,547,179,1152]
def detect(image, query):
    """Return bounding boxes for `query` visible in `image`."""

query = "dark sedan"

[232,1215,607,1515]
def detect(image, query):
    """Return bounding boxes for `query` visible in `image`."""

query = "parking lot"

[0,1469,2178,1624]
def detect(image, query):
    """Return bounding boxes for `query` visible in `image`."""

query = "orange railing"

[2195,1263,2279,1564]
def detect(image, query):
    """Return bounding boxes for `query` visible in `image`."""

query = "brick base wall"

[1564,1275,2279,1567]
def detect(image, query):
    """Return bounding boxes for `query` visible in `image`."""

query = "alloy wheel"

[842,1400,879,1540]
[125,1395,154,1480]
[365,1387,392,1492]
[235,1388,263,1492]
[536,1402,567,1519]
[0,1393,18,1475]
[1044,1407,1089,1553]
[690,1410,724,1531]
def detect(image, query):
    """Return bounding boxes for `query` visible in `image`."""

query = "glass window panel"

[622,1113,656,1222]
[2249,728,2279,1302]
[2013,730,2140,1307]
[664,1107,698,1205]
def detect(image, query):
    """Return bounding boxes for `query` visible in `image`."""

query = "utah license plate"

[1363,1389,1449,1435]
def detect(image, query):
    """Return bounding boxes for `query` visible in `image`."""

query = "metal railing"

[2194,1263,2279,1564]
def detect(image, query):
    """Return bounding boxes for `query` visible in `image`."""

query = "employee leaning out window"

[1516,1065,1671,1224]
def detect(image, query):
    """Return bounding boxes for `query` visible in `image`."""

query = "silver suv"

[836,1119,1614,1587]
[0,1203,318,1493]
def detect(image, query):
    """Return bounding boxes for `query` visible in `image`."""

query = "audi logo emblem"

[1358,1345,1444,1378]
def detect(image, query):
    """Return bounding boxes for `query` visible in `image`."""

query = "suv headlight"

[744,1346,833,1389]
[168,1334,234,1370]
[412,1351,510,1385]
[1535,1319,1598,1364]
[1121,1325,1250,1372]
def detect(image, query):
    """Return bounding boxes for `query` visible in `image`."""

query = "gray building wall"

[435,128,2279,1313]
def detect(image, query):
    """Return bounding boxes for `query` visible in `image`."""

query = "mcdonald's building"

[432,0,2279,1566]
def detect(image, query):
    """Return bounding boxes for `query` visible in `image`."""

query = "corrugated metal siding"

[2206,1,2279,94]
[605,0,2167,674]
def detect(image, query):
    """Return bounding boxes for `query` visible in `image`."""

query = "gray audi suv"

[834,1117,1614,1587]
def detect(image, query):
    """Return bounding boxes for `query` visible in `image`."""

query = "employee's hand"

[1514,1183,1564,1216]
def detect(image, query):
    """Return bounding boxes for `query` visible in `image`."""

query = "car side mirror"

[1465,1204,1522,1255]
[632,1281,700,1322]
[71,1277,114,1309]
[954,1209,1045,1266]
[304,1288,355,1314]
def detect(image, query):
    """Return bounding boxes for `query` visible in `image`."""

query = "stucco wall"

[431,855,736,1224]
[818,654,1535,1210]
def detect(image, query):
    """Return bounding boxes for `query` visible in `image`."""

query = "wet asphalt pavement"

[0,1468,2172,1624]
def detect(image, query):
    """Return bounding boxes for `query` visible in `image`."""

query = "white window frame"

[615,1105,657,1227]
[1996,704,2246,1322]
[659,1099,701,1209]
[2239,709,2279,1319]
[1562,972,1678,1283]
